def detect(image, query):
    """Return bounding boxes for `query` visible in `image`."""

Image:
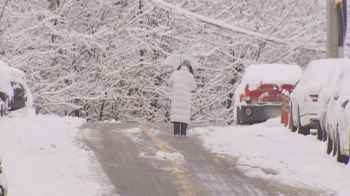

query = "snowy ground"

[188,120,350,196]
[0,109,349,196]
[0,109,112,196]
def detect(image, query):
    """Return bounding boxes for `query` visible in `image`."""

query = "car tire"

[327,133,332,155]
[290,105,297,132]
[0,103,3,117]
[336,127,349,165]
[322,128,328,142]
[316,121,323,141]
[297,108,310,135]
[3,97,10,113]
[236,108,242,125]
[333,133,337,157]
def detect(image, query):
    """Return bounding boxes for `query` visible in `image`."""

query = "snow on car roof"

[298,58,350,94]
[0,63,14,98]
[237,63,302,91]
[0,60,26,85]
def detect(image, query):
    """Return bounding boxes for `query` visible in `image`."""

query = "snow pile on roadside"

[189,118,349,196]
[0,109,108,196]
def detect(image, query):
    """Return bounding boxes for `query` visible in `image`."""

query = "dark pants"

[173,122,188,135]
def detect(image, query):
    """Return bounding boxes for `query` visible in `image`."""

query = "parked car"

[0,60,32,113]
[317,60,350,141]
[323,65,350,164]
[234,63,302,124]
[0,155,8,196]
[6,66,30,111]
[289,59,344,135]
[0,67,14,114]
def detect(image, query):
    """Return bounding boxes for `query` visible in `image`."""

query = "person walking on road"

[167,59,197,138]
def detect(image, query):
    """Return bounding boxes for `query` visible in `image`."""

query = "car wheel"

[336,127,349,165]
[316,121,323,141]
[322,128,328,142]
[0,103,3,117]
[3,97,10,113]
[290,105,297,132]
[236,108,241,125]
[297,108,310,135]
[327,133,332,155]
[333,132,337,157]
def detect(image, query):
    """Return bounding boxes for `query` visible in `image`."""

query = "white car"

[324,66,350,164]
[290,59,346,135]
[0,156,8,196]
[0,60,32,114]
[234,63,302,124]
[317,61,350,141]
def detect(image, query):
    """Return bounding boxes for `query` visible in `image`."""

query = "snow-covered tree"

[0,0,331,123]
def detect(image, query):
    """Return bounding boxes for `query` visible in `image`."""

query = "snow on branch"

[151,0,286,45]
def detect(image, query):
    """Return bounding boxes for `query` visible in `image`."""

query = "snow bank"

[0,109,107,196]
[189,118,350,196]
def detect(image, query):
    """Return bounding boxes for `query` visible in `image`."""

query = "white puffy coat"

[167,66,196,124]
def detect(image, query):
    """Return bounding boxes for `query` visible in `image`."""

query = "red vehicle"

[234,64,302,124]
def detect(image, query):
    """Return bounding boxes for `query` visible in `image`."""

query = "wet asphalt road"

[80,123,324,196]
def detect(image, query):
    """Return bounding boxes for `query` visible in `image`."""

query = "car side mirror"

[341,100,349,109]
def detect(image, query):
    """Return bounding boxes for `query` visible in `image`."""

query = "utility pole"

[327,0,347,58]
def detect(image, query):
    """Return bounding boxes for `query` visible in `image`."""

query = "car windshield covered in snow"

[294,59,344,95]
[338,69,350,96]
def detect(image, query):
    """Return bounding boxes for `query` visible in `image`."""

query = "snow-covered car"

[0,60,32,113]
[289,59,344,135]
[234,63,302,124]
[323,66,350,164]
[0,67,14,114]
[317,60,350,141]
[0,156,8,196]
[6,66,31,111]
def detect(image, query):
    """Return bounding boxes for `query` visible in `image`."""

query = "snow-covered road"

[0,109,349,195]
[81,123,323,196]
